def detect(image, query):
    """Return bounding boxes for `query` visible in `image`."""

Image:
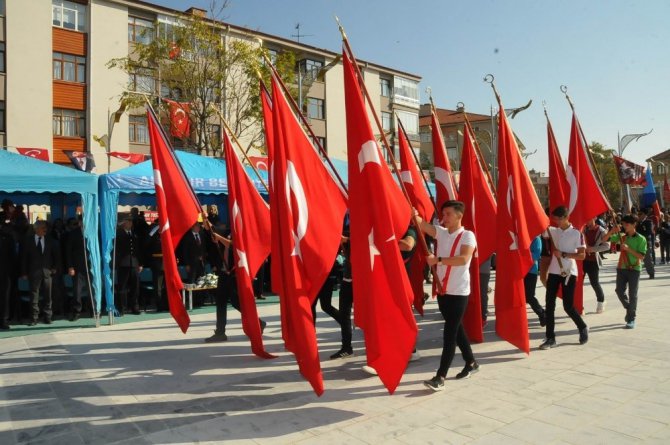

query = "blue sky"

[156,0,669,173]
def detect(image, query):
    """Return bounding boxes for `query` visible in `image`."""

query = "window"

[0,101,5,133]
[158,14,180,42]
[53,109,85,137]
[129,70,157,94]
[52,0,87,32]
[0,0,5,16]
[129,115,149,144]
[128,17,154,44]
[160,84,182,101]
[395,110,419,135]
[53,52,86,83]
[0,43,5,73]
[393,76,419,107]
[380,78,391,97]
[381,112,392,132]
[312,136,326,151]
[657,164,666,175]
[299,59,324,82]
[304,97,325,120]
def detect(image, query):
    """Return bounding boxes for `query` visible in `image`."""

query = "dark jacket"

[115,229,142,268]
[21,234,61,278]
[65,227,87,271]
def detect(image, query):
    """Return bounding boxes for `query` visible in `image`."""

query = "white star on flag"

[237,248,248,273]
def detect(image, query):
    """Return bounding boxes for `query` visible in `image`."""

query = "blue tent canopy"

[98,151,267,310]
[0,149,102,312]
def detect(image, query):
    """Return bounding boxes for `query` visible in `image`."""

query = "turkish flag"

[430,106,458,207]
[566,114,611,230]
[343,50,417,394]
[546,118,570,211]
[17,147,49,162]
[147,106,199,333]
[165,99,191,139]
[108,151,149,164]
[495,98,549,354]
[458,126,499,343]
[397,122,434,315]
[270,73,348,395]
[222,129,275,359]
[248,156,268,171]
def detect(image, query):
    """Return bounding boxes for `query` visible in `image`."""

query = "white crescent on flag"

[285,161,309,259]
[434,167,456,199]
[153,169,170,233]
[358,140,381,172]
[23,150,43,158]
[400,170,413,185]
[506,176,519,251]
[566,166,578,214]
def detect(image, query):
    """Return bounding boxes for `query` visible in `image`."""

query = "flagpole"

[396,116,439,218]
[337,17,444,294]
[210,105,269,194]
[460,106,497,200]
[560,85,613,216]
[255,49,348,194]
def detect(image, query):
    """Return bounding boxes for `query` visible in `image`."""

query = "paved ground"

[1,257,669,444]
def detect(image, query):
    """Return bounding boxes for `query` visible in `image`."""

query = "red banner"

[17,147,49,162]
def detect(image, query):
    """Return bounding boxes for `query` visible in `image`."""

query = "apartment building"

[1,0,421,172]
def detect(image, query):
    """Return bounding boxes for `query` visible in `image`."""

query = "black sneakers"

[260,319,267,334]
[329,348,353,359]
[579,326,589,345]
[423,375,445,391]
[539,338,557,350]
[456,362,480,379]
[204,332,228,343]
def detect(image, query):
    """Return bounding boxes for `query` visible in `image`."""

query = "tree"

[107,3,296,157]
[588,141,622,210]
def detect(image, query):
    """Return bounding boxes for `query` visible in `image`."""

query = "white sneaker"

[596,301,606,314]
[410,350,421,362]
[362,365,378,376]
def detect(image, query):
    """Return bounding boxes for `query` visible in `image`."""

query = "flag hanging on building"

[494,95,549,354]
[613,155,647,186]
[270,72,348,396]
[566,114,611,230]
[63,150,96,172]
[108,151,149,164]
[430,106,458,208]
[546,117,570,211]
[222,128,275,359]
[397,120,434,315]
[343,49,416,394]
[16,147,49,162]
[146,106,200,333]
[164,98,191,138]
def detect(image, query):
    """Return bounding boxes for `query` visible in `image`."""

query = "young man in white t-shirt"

[415,200,478,391]
[540,206,588,350]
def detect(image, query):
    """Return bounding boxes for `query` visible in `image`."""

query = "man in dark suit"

[0,220,17,329]
[21,221,61,325]
[115,216,142,315]
[65,218,90,321]
[178,223,207,307]
[144,219,167,311]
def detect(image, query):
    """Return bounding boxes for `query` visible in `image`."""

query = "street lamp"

[618,129,653,212]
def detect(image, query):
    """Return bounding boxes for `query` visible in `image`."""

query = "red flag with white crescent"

[270,72,348,395]
[430,107,458,207]
[344,49,416,394]
[222,128,275,359]
[546,117,570,211]
[495,97,549,354]
[17,147,49,162]
[147,106,199,333]
[164,99,191,139]
[108,151,149,164]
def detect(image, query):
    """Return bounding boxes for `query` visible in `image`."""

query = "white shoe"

[409,350,421,362]
[596,302,606,314]
[362,365,378,376]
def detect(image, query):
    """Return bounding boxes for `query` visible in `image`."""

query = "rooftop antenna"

[291,23,313,43]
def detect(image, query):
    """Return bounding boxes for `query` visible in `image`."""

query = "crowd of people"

[2,195,669,394]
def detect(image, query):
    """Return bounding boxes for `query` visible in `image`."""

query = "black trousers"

[311,275,340,325]
[660,239,670,262]
[338,280,353,350]
[523,272,545,319]
[71,272,91,315]
[582,260,605,303]
[0,273,11,325]
[215,272,240,335]
[29,274,52,321]
[545,274,587,339]
[117,267,139,313]
[436,294,475,378]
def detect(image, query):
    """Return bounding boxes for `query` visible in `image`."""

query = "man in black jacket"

[21,221,61,325]
[65,218,90,321]
[0,220,16,329]
[178,223,207,307]
[115,217,142,315]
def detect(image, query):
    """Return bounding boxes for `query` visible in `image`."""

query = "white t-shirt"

[434,225,477,296]
[546,225,584,276]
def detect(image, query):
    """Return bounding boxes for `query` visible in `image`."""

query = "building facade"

[0,0,421,172]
